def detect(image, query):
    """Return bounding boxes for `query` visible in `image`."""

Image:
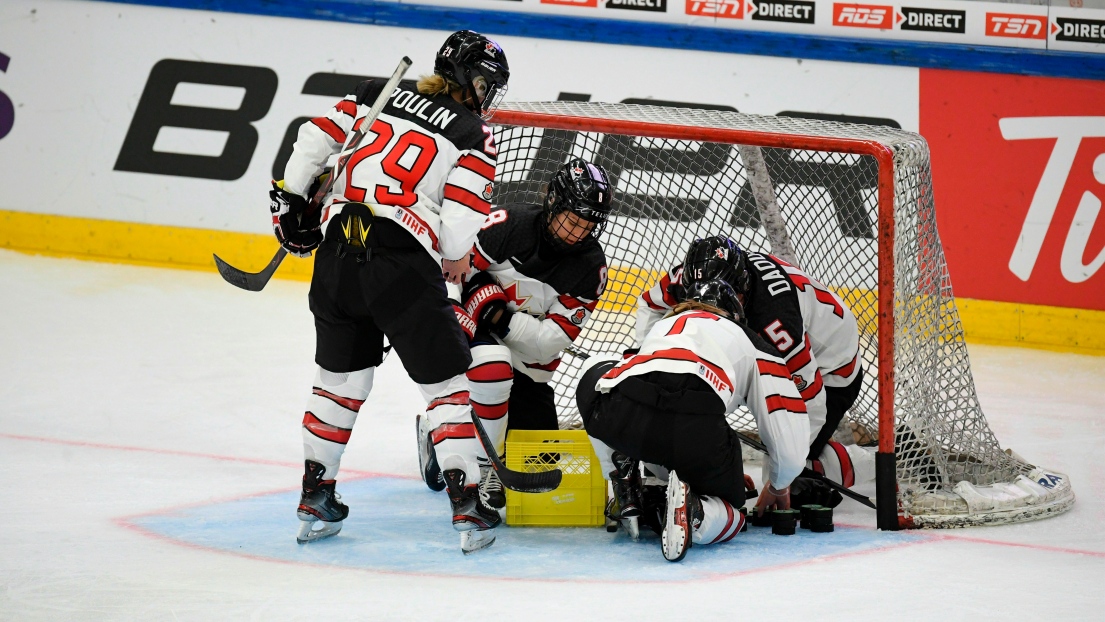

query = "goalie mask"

[677,236,751,302]
[682,278,746,323]
[434,30,510,119]
[543,158,613,250]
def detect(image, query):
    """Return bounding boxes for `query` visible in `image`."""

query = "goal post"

[488,102,1074,529]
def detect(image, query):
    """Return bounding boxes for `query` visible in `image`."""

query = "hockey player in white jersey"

[634,236,871,503]
[269,30,510,548]
[575,243,810,562]
[418,158,611,513]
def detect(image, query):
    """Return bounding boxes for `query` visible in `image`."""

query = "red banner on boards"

[920,69,1105,310]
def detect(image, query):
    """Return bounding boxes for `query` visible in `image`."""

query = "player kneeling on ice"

[271,29,510,550]
[635,236,870,506]
[418,158,611,515]
[575,245,810,562]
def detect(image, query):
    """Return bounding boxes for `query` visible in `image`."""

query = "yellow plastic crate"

[504,429,607,527]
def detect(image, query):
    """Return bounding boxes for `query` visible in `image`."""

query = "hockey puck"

[809,505,834,533]
[799,504,823,530]
[749,507,774,528]
[771,509,799,536]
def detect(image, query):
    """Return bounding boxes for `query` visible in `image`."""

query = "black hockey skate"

[296,460,349,544]
[661,470,704,562]
[479,464,506,509]
[417,414,445,492]
[605,451,643,541]
[444,469,501,532]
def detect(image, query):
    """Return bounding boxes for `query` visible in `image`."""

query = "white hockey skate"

[417,413,445,492]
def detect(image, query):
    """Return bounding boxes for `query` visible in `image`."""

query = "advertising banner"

[921,69,1105,311]
[0,0,1102,318]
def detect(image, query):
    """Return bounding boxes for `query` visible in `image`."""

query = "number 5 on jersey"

[764,319,794,352]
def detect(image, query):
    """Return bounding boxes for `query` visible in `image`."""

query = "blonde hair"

[417,74,457,97]
[665,300,730,319]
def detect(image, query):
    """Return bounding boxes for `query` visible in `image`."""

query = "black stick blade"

[470,411,563,493]
[213,247,287,292]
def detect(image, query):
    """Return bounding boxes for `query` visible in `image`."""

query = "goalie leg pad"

[301,366,374,478]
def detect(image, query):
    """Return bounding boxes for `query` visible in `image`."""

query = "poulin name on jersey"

[746,252,793,296]
[388,88,458,131]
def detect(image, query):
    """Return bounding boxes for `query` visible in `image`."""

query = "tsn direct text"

[833,3,892,29]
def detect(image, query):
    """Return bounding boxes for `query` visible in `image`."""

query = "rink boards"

[0,0,1103,351]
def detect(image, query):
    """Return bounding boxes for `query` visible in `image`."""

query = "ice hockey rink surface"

[1,249,1102,620]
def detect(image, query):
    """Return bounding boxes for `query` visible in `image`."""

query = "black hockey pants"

[580,371,746,508]
[309,218,471,384]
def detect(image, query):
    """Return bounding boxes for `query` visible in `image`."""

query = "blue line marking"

[92,0,1105,81]
[133,476,924,580]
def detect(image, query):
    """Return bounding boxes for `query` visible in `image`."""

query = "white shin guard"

[466,344,513,458]
[814,440,876,488]
[420,374,482,483]
[302,366,374,478]
[692,495,745,545]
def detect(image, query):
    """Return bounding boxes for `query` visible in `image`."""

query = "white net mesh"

[490,101,1073,527]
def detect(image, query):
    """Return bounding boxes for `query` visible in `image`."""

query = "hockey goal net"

[489,101,1074,529]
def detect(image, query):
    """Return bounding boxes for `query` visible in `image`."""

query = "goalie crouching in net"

[635,236,872,504]
[417,158,611,513]
[576,245,810,562]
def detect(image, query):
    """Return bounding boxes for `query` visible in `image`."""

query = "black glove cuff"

[488,304,513,338]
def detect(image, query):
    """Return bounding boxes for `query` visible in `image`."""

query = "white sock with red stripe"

[420,374,482,484]
[692,495,745,545]
[466,344,513,458]
[811,440,876,488]
[302,367,373,479]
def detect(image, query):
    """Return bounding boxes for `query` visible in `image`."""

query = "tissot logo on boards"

[750,0,815,24]
[899,7,965,33]
[686,0,743,18]
[606,0,667,11]
[986,13,1046,39]
[1054,17,1105,43]
[833,3,892,28]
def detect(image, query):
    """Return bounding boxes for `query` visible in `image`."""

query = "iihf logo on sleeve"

[0,52,14,141]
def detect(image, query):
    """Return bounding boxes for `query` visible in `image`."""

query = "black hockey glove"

[789,476,843,509]
[269,180,322,258]
[463,271,513,338]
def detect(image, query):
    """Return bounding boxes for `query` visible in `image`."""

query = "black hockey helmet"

[678,235,751,298]
[682,278,746,322]
[543,157,613,249]
[434,30,510,119]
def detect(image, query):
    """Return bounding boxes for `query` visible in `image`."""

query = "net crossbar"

[488,101,1073,529]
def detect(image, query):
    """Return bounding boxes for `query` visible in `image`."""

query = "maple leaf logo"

[501,281,531,312]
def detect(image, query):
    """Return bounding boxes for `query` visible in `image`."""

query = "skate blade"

[461,529,496,554]
[297,519,343,544]
[625,516,640,542]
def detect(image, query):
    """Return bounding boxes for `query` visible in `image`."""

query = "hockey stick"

[470,411,563,493]
[213,56,414,291]
[734,431,877,510]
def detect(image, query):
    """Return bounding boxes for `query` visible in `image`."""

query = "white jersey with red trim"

[283,80,496,263]
[635,253,860,443]
[598,309,810,488]
[469,204,607,383]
